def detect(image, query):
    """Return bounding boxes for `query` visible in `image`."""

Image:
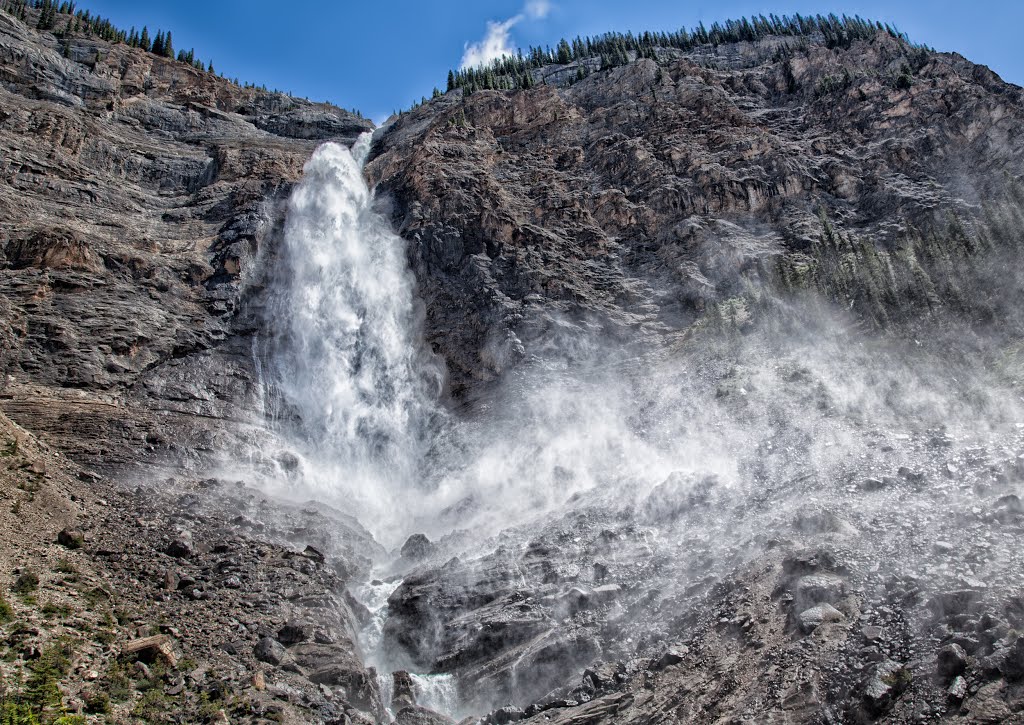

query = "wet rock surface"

[378,417,1024,722]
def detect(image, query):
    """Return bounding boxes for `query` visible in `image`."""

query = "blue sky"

[82,1,1024,123]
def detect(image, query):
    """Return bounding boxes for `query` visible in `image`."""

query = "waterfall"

[373,671,459,722]
[352,577,402,668]
[261,132,442,541]
[255,134,697,547]
[410,674,459,718]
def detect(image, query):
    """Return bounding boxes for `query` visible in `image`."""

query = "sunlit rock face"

[0,9,372,474]
[367,31,1024,400]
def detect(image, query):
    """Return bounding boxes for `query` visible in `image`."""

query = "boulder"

[392,670,417,710]
[485,706,526,724]
[936,643,968,681]
[947,675,967,701]
[254,637,286,666]
[277,621,312,646]
[165,537,193,558]
[794,574,845,609]
[862,660,910,717]
[121,635,176,666]
[394,705,455,725]
[57,528,84,549]
[650,646,690,671]
[798,603,844,633]
[998,636,1024,680]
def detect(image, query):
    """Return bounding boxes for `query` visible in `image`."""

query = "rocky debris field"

[372,331,1024,723]
[0,407,413,723]
[6,335,1024,724]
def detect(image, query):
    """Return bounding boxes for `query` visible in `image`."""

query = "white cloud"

[460,16,520,69]
[459,1,553,70]
[525,0,550,19]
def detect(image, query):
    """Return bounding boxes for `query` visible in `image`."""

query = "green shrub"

[94,629,116,645]
[53,561,77,576]
[82,690,110,714]
[104,661,132,702]
[80,587,109,607]
[131,690,173,723]
[0,700,41,725]
[40,602,71,619]
[22,643,72,718]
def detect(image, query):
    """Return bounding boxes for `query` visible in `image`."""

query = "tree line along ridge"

[0,0,341,101]
[446,13,916,95]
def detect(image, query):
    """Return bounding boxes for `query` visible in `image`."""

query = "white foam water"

[261,132,442,542]
[372,670,458,721]
[352,576,402,668]
[254,137,723,550]
[410,673,459,718]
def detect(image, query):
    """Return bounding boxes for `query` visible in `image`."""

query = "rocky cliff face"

[367,31,1024,395]
[366,28,1024,724]
[3,7,1024,725]
[0,9,371,473]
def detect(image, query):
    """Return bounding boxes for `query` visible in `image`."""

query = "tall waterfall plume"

[262,134,442,539]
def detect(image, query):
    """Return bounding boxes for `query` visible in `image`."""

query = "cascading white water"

[410,674,459,717]
[352,577,402,666]
[373,670,458,722]
[256,134,728,549]
[262,139,465,719]
[252,132,745,717]
[262,133,442,540]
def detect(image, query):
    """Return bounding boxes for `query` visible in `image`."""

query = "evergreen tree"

[162,29,172,57]
[139,25,150,51]
[35,0,55,30]
[556,38,572,64]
